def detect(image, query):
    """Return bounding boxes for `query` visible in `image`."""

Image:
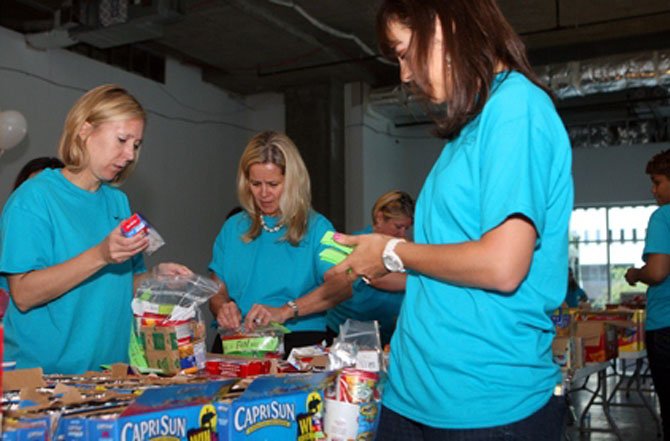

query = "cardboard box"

[576,321,619,362]
[581,309,646,352]
[54,373,335,441]
[140,323,205,374]
[216,372,333,441]
[552,336,585,370]
[551,308,577,337]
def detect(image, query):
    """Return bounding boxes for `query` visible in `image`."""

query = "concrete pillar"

[285,81,345,231]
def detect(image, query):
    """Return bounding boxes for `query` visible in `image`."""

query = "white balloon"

[0,110,28,151]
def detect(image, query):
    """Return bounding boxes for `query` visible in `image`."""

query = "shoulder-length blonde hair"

[58,84,146,185]
[372,190,415,225]
[237,131,312,245]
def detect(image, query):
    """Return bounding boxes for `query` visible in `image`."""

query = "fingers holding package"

[99,223,149,264]
[217,300,242,330]
[326,232,392,283]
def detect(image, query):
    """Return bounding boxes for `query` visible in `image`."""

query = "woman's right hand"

[217,300,242,330]
[98,223,149,264]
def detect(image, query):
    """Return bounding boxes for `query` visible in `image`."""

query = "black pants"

[376,396,567,441]
[211,330,327,359]
[646,327,670,441]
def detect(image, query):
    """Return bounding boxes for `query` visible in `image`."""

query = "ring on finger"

[361,276,371,285]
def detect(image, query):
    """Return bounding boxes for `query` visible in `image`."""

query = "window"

[569,204,656,308]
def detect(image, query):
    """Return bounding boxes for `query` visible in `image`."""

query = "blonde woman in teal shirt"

[208,131,352,355]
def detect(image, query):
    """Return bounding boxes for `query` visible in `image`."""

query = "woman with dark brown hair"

[329,0,573,439]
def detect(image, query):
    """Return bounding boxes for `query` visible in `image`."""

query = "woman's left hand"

[153,263,193,277]
[326,233,391,283]
[244,303,290,330]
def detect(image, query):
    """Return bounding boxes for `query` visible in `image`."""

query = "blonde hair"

[58,84,146,185]
[237,131,312,245]
[372,190,415,225]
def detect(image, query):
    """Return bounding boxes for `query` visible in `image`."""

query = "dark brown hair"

[646,150,670,177]
[13,156,64,190]
[376,0,551,139]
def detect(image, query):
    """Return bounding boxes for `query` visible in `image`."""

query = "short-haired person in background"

[326,190,414,346]
[13,156,64,190]
[208,131,352,355]
[328,0,573,439]
[0,84,191,374]
[625,149,670,441]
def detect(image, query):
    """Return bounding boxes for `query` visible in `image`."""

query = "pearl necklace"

[260,215,283,233]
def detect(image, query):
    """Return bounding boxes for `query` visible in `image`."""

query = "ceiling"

[2,0,670,95]
[1,0,670,140]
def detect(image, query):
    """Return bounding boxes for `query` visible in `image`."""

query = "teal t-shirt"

[0,169,146,374]
[642,204,670,330]
[565,286,587,307]
[209,211,334,332]
[326,225,404,345]
[383,71,574,428]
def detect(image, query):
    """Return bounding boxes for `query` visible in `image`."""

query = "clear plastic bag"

[329,319,383,372]
[130,273,220,373]
[132,273,220,323]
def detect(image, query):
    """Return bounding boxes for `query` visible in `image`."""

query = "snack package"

[319,231,354,265]
[120,212,165,255]
[218,323,289,358]
[131,273,220,374]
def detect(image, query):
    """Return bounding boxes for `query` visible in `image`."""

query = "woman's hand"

[153,263,193,277]
[98,223,149,264]
[216,300,242,330]
[326,233,391,283]
[244,303,291,330]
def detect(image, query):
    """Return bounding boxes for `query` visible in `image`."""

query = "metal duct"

[538,49,670,99]
[367,49,670,146]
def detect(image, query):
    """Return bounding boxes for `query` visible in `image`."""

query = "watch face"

[383,254,401,272]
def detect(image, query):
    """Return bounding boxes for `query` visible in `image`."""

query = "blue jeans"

[646,327,670,441]
[376,395,567,441]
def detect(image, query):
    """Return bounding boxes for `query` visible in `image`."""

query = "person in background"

[565,267,589,308]
[625,149,670,441]
[328,0,573,439]
[0,84,190,374]
[326,190,414,346]
[208,131,351,355]
[12,156,64,191]
[0,156,66,317]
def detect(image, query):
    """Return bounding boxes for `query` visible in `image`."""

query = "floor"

[564,359,662,440]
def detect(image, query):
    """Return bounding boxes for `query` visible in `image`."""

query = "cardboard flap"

[3,368,45,391]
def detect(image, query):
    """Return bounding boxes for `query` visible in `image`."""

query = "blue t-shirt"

[0,169,146,374]
[326,225,404,345]
[643,204,670,331]
[565,286,587,307]
[383,71,574,428]
[209,211,334,332]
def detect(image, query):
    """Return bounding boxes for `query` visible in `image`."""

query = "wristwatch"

[382,238,406,273]
[286,300,299,319]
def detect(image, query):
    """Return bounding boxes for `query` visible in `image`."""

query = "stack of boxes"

[551,306,646,369]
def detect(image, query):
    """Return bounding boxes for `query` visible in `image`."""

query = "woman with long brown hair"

[329,0,573,438]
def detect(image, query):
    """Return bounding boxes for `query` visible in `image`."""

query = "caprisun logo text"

[234,401,296,434]
[121,416,186,441]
